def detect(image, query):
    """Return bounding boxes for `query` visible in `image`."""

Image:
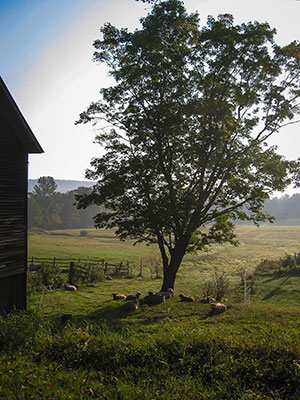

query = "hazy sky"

[1,0,300,194]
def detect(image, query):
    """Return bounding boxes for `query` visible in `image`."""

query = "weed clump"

[202,269,230,301]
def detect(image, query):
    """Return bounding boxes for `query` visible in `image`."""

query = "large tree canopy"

[76,0,300,290]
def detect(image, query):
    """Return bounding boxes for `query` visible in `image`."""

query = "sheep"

[112,292,126,300]
[156,288,174,299]
[179,293,195,302]
[143,291,166,305]
[64,283,77,291]
[200,296,216,304]
[126,292,142,301]
[121,295,139,311]
[210,302,227,314]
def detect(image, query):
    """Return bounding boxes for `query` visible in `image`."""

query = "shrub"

[87,264,105,283]
[281,254,296,270]
[148,255,163,279]
[255,258,281,275]
[255,253,300,276]
[80,230,88,237]
[27,263,66,293]
[202,269,230,301]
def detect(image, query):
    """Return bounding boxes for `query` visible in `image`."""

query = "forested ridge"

[28,177,300,229]
[258,195,300,225]
[28,179,94,194]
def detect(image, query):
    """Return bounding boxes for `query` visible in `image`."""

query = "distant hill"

[28,179,95,193]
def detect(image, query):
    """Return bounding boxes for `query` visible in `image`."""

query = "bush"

[87,264,105,283]
[255,253,300,276]
[80,230,88,237]
[148,255,163,279]
[255,258,281,275]
[27,263,66,293]
[202,269,230,301]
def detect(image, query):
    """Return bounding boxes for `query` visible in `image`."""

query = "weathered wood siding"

[0,274,26,312]
[0,115,28,312]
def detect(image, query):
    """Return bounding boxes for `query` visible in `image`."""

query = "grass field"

[1,226,300,399]
[28,225,300,282]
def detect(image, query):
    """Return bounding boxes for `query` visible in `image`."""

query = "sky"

[1,0,300,195]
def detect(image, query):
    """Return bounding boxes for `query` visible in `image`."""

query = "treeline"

[263,195,300,223]
[29,177,300,230]
[235,194,300,225]
[28,176,100,230]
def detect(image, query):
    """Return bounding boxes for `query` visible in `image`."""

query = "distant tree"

[29,176,60,229]
[76,0,300,291]
[28,196,43,229]
[28,180,101,230]
[74,187,102,228]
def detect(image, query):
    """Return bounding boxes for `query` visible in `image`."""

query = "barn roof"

[0,76,44,154]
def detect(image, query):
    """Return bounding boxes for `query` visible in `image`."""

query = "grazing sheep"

[126,292,142,301]
[144,291,166,305]
[210,302,227,314]
[121,296,139,311]
[112,292,126,300]
[156,288,174,299]
[200,296,216,304]
[179,293,195,302]
[64,283,77,291]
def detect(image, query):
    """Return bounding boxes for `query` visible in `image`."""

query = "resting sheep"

[121,295,139,311]
[64,283,77,291]
[200,296,216,304]
[112,292,126,300]
[156,288,174,299]
[143,291,166,305]
[126,292,142,301]
[179,293,195,302]
[210,302,227,314]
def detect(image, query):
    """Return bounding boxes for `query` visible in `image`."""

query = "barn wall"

[0,116,28,312]
[0,274,26,313]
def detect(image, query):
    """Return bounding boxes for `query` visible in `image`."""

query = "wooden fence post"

[69,261,74,284]
[139,261,143,277]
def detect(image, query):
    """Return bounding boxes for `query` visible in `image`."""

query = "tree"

[29,176,61,229]
[76,0,300,291]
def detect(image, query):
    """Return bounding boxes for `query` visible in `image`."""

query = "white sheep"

[210,302,227,314]
[64,283,77,291]
[112,292,126,300]
[179,293,195,302]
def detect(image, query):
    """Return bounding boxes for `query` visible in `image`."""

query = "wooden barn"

[0,77,43,313]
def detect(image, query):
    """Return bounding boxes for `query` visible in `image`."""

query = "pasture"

[1,225,300,399]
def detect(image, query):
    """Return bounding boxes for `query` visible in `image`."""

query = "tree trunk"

[160,238,189,292]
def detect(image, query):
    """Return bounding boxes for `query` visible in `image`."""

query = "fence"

[27,257,133,283]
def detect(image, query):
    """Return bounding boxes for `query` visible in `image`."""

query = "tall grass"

[1,302,300,399]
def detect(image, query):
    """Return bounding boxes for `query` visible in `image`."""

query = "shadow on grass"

[75,299,213,327]
[75,300,169,327]
[260,276,297,301]
[262,286,287,300]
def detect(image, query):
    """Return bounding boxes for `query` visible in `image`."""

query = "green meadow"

[1,225,300,399]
